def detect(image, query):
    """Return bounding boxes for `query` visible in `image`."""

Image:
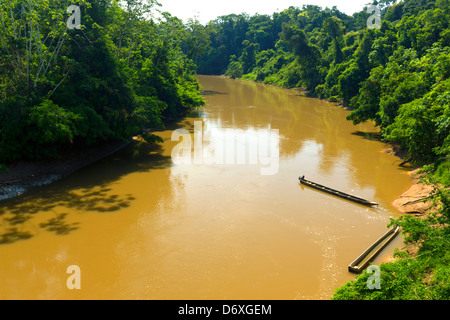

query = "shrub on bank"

[333,187,450,300]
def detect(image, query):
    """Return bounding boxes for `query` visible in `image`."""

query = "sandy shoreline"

[392,169,436,215]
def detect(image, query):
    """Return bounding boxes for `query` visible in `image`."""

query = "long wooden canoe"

[299,176,378,206]
[348,226,401,274]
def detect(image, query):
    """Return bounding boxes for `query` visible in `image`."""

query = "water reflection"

[0,75,413,300]
[172,119,280,176]
[199,75,410,207]
[0,141,176,245]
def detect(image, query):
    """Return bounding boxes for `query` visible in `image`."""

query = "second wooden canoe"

[299,176,378,207]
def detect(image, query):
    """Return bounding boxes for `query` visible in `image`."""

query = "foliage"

[433,161,450,187]
[0,0,448,301]
[186,0,449,166]
[385,77,450,163]
[333,188,450,300]
[225,56,243,79]
[183,0,450,300]
[0,0,205,163]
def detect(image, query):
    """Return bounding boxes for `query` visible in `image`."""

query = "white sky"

[157,0,373,24]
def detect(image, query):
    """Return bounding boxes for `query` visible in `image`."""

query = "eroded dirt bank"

[393,169,436,215]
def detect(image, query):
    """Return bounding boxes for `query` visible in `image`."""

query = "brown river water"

[0,75,413,300]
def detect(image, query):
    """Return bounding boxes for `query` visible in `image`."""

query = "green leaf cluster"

[0,0,205,163]
[333,188,450,300]
[181,0,450,299]
[190,0,449,166]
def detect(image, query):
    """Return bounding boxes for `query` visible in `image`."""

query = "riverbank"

[231,75,436,212]
[392,168,437,215]
[2,76,437,214]
[236,75,445,264]
[0,139,134,201]
[1,74,435,300]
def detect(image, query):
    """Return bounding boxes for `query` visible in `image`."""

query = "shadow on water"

[201,90,227,96]
[351,131,415,171]
[0,141,174,245]
[39,213,80,236]
[297,183,380,213]
[0,228,33,245]
[351,131,383,142]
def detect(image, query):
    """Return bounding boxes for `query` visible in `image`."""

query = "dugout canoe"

[348,226,401,274]
[298,176,378,207]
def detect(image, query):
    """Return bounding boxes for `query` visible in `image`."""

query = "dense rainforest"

[187,0,449,180]
[1,0,449,300]
[181,0,450,300]
[0,0,204,167]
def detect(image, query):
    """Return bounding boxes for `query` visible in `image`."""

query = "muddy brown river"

[0,75,413,300]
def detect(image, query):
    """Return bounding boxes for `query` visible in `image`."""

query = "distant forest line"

[1,0,449,300]
[188,0,449,180]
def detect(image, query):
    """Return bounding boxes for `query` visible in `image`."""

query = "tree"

[239,40,259,74]
[323,17,345,64]
[183,17,211,63]
[225,55,243,79]
[280,22,322,90]
[0,0,204,163]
